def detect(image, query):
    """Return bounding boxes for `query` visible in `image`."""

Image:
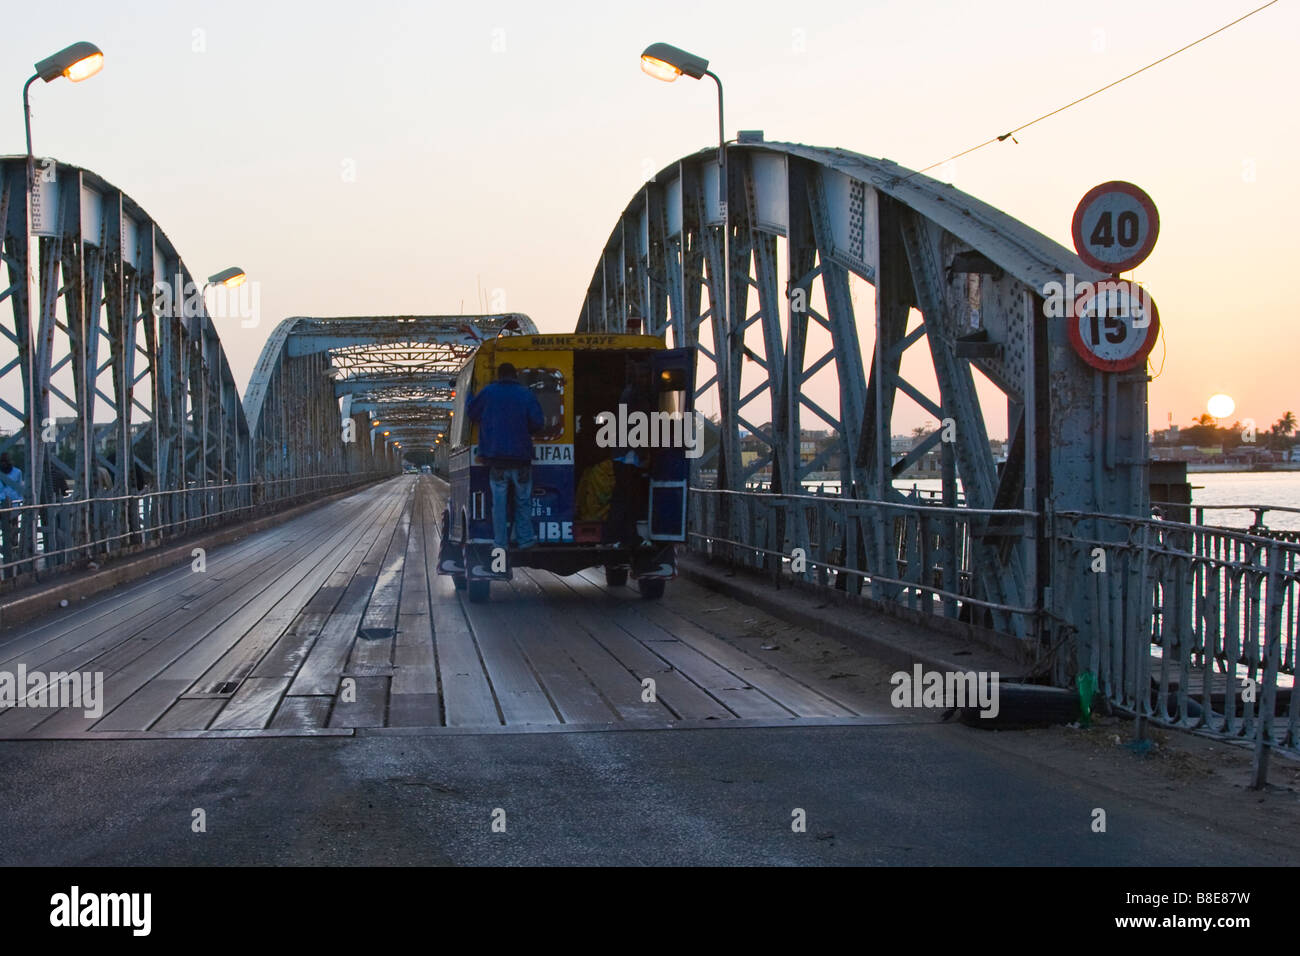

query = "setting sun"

[1206,394,1236,419]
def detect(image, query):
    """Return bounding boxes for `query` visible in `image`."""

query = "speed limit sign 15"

[1068,279,1160,373]
[1071,181,1159,274]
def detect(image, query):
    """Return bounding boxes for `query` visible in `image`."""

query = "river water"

[788,471,1300,532]
[1177,471,1300,531]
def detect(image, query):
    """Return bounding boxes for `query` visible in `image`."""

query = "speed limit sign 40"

[1068,279,1159,372]
[1071,181,1159,274]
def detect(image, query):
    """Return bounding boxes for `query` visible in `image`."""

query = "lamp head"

[641,42,709,82]
[34,42,104,83]
[207,266,246,288]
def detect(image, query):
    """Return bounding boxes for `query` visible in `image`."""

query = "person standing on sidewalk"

[466,362,544,554]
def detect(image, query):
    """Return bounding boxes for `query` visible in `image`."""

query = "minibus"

[437,333,696,603]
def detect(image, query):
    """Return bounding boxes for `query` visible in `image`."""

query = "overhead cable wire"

[901,0,1280,181]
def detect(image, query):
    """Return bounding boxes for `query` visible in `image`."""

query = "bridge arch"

[1,156,253,573]
[577,140,1149,639]
[244,313,538,483]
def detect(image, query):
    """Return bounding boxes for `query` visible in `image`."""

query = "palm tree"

[1193,413,1216,426]
[1269,411,1299,456]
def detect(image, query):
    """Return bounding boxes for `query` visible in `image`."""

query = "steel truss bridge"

[578,140,1297,771]
[1,145,1296,774]
[244,313,536,483]
[0,154,524,577]
[578,140,1136,641]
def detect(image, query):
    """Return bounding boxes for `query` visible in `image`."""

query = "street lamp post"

[640,44,727,340]
[641,41,732,491]
[22,42,106,307]
[19,41,103,567]
[24,42,104,195]
[197,268,244,509]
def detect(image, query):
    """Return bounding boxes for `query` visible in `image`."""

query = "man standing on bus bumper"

[467,362,544,552]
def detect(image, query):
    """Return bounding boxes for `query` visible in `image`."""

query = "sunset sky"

[3,0,1296,439]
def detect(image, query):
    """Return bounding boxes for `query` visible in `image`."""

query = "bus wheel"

[453,573,467,591]
[604,566,628,587]
[637,577,666,600]
[468,580,491,603]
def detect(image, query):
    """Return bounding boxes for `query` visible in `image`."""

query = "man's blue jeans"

[488,463,536,550]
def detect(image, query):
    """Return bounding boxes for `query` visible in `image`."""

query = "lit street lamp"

[205,266,247,291]
[640,42,725,179]
[24,42,104,158]
[641,39,728,317]
[20,41,103,526]
[203,266,247,319]
[641,41,729,481]
[641,39,727,302]
[23,43,105,231]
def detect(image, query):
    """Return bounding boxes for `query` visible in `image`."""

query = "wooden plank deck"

[0,476,892,739]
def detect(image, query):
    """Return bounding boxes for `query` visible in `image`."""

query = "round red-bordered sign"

[1071,181,1159,274]
[1067,279,1160,372]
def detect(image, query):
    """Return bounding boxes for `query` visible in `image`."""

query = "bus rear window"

[518,367,565,441]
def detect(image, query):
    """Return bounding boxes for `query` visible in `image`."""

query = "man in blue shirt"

[466,363,544,552]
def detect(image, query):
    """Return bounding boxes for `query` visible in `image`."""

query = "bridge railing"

[691,487,1300,767]
[688,487,1040,635]
[0,470,391,584]
[1050,510,1300,758]
[1155,500,1300,536]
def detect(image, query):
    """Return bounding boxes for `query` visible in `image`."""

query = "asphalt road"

[0,722,1268,865]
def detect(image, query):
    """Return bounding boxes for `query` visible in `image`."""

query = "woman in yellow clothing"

[576,458,615,521]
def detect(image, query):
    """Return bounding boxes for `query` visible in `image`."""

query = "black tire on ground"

[453,574,466,591]
[468,580,491,603]
[605,566,629,587]
[637,577,666,600]
[957,684,1094,729]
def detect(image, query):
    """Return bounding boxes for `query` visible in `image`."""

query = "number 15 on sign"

[1068,280,1160,373]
